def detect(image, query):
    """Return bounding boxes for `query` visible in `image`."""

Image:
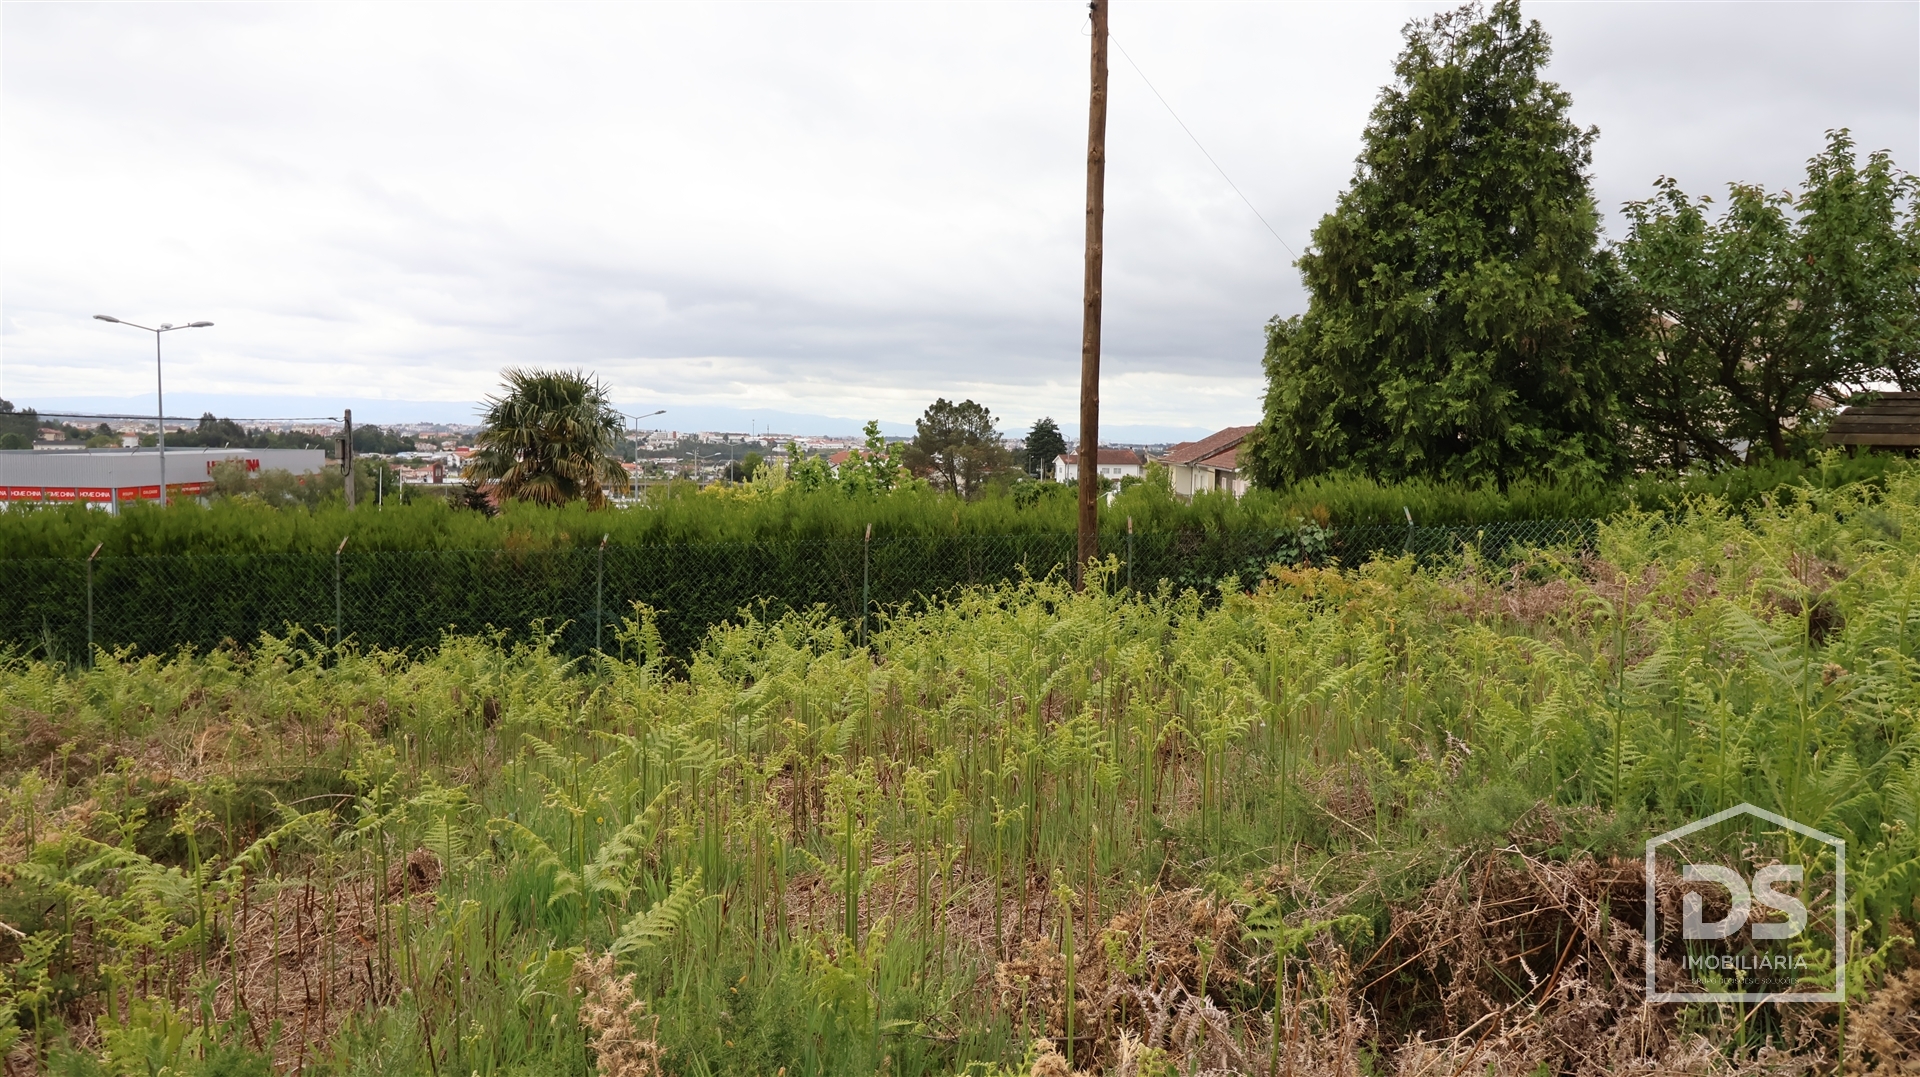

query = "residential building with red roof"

[1158,425,1254,498]
[1054,448,1144,484]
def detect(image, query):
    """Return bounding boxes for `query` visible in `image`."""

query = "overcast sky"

[3,1,1916,438]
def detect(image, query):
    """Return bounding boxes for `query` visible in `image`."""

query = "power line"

[27,411,343,423]
[1109,33,1298,261]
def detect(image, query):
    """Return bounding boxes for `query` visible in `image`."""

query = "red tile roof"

[1200,445,1239,470]
[1161,426,1253,468]
[1059,449,1144,466]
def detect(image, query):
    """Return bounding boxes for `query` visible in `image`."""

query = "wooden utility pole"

[342,408,356,510]
[1076,0,1109,589]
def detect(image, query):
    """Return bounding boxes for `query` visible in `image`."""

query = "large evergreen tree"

[1246,0,1626,488]
[1023,417,1067,478]
[904,398,1007,497]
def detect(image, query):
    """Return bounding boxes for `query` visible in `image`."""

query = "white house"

[1054,448,1144,483]
[1160,426,1253,498]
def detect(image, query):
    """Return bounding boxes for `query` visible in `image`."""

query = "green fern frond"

[610,867,706,958]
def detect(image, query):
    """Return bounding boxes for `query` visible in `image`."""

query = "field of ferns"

[3,469,1919,1076]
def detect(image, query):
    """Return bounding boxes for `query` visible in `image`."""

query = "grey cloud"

[3,2,1914,432]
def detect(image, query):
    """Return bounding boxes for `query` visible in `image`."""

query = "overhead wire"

[1108,32,1299,262]
[29,411,343,423]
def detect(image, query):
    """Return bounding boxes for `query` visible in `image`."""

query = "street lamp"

[619,409,666,488]
[95,315,214,507]
[621,408,666,432]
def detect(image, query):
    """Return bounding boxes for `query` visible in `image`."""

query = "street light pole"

[618,409,666,497]
[95,316,213,507]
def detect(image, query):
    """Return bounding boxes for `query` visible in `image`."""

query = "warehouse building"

[0,447,327,510]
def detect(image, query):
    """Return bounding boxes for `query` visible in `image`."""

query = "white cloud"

[3,1,1914,431]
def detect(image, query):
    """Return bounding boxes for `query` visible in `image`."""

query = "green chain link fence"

[2,519,1596,662]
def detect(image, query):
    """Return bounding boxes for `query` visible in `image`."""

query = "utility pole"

[342,408,356,510]
[1076,0,1110,590]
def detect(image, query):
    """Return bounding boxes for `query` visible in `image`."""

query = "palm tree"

[465,368,630,508]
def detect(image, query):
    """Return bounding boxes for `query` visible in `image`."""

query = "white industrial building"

[0,447,327,510]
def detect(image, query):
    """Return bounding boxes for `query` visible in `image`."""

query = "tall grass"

[2,467,1917,1074]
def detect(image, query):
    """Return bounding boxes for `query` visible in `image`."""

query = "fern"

[610,867,705,958]
[488,818,582,906]
[583,785,674,905]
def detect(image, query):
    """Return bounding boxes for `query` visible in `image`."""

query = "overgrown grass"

[3,470,1918,1075]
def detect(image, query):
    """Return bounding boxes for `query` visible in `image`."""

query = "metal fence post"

[1126,516,1133,592]
[334,536,349,649]
[861,523,871,647]
[87,544,102,667]
[596,533,608,654]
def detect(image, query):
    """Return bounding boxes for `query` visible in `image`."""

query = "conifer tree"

[1246,0,1627,488]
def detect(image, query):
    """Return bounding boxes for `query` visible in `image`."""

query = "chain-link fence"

[2,520,1596,661]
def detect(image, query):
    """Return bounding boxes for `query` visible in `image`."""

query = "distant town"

[1,401,1225,503]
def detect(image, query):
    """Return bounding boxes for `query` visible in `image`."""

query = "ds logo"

[1645,803,1845,1004]
[1681,863,1805,940]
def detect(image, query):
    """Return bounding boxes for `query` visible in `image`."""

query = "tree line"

[1245,0,1920,489]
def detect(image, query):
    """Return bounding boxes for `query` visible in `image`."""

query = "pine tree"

[1246,0,1627,488]
[1024,417,1067,478]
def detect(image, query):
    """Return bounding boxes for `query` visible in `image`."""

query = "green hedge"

[3,521,1594,660]
[2,453,1900,560]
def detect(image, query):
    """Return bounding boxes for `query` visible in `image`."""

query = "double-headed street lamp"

[94,315,213,507]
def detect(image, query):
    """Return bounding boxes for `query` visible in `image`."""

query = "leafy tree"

[465,368,630,508]
[0,398,46,446]
[789,421,908,496]
[166,414,259,449]
[905,398,1007,497]
[1618,130,1920,464]
[1023,417,1067,478]
[1246,0,1627,489]
[351,424,418,455]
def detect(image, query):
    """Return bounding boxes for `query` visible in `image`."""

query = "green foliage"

[0,398,65,446]
[159,413,350,455]
[1,455,1907,558]
[1249,0,1627,489]
[5,448,1912,660]
[904,399,1010,498]
[1022,417,1066,479]
[465,368,630,508]
[4,468,1918,1073]
[350,424,417,456]
[787,423,911,499]
[1617,129,1920,465]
